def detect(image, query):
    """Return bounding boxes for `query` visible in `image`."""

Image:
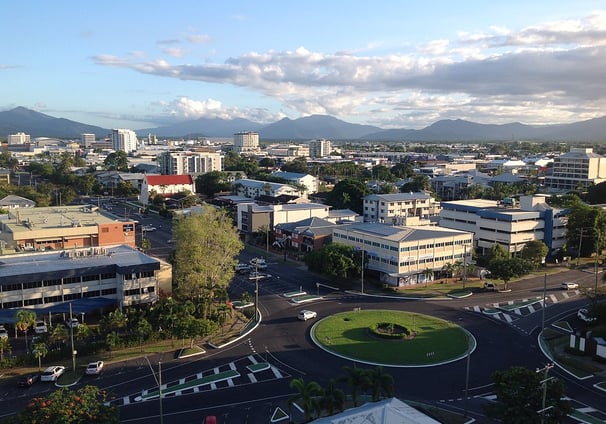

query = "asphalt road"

[1,246,603,423]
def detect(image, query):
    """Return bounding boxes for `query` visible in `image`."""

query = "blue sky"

[2,1,606,130]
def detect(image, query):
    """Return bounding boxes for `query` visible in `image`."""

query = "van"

[204,416,217,424]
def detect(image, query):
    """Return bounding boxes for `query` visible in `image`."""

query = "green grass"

[314,310,470,366]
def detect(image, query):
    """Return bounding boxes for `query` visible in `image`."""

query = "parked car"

[298,310,318,321]
[34,320,48,334]
[249,257,268,269]
[17,373,40,387]
[248,272,273,281]
[142,225,157,232]
[578,308,596,323]
[40,366,65,382]
[483,282,497,291]
[65,318,79,329]
[561,282,579,290]
[86,361,104,375]
[235,263,251,273]
[0,325,8,339]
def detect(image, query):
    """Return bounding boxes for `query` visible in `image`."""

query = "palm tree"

[339,366,370,407]
[32,342,48,371]
[441,262,455,279]
[367,366,394,401]
[288,377,322,422]
[50,324,68,346]
[0,337,11,362]
[319,379,345,416]
[422,268,433,287]
[15,309,36,353]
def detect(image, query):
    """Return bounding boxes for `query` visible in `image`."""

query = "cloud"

[161,47,188,58]
[92,11,606,127]
[187,34,211,44]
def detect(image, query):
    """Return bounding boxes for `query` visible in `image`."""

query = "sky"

[2,1,606,131]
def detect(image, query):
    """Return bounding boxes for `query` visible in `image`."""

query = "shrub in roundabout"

[313,309,471,366]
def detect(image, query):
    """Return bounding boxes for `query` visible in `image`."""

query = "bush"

[370,322,409,339]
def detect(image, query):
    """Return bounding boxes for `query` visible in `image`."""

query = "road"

[1,243,603,423]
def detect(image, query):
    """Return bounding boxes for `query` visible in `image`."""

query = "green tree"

[488,243,510,262]
[304,243,357,281]
[325,179,371,214]
[195,171,232,197]
[339,365,370,407]
[367,366,394,401]
[14,385,119,423]
[487,258,532,290]
[50,324,68,345]
[281,157,307,173]
[486,366,571,424]
[259,157,276,171]
[520,240,549,269]
[15,309,36,353]
[0,337,11,362]
[288,377,322,422]
[566,202,606,258]
[319,379,345,416]
[32,342,48,371]
[390,162,415,179]
[104,150,129,171]
[172,205,243,318]
[135,318,152,353]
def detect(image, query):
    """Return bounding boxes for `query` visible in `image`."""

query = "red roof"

[146,175,193,185]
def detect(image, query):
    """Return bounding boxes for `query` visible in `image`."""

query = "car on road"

[235,263,251,273]
[40,365,65,382]
[578,308,596,323]
[298,310,318,321]
[86,361,104,375]
[34,320,48,334]
[561,281,579,290]
[17,373,40,387]
[249,257,268,269]
[65,318,79,329]
[0,325,8,339]
[483,282,497,291]
[142,225,157,232]
[248,272,273,281]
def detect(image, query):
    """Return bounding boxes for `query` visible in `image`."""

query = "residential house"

[140,174,195,204]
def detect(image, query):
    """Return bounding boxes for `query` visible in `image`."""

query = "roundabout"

[311,309,476,367]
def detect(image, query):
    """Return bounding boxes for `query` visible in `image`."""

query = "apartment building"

[333,223,473,287]
[233,131,259,153]
[232,178,304,199]
[363,192,441,224]
[439,195,568,257]
[111,129,138,153]
[544,148,606,192]
[271,171,319,194]
[7,132,30,145]
[308,139,332,158]
[158,150,223,176]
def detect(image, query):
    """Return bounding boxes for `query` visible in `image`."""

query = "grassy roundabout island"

[312,309,474,367]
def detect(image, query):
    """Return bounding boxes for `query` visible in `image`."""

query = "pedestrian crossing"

[466,290,580,323]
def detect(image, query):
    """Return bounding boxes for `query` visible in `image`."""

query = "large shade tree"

[172,205,243,319]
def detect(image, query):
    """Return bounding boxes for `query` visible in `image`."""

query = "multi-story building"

[140,174,195,204]
[111,129,138,153]
[333,223,473,287]
[233,131,259,153]
[271,171,319,194]
[7,132,30,145]
[363,192,441,224]
[308,139,332,158]
[237,202,330,235]
[544,148,606,192]
[0,244,161,312]
[439,195,568,257]
[81,133,96,147]
[158,151,222,176]
[0,205,138,252]
[233,178,304,199]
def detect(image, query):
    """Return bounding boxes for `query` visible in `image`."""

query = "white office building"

[81,133,96,147]
[7,132,30,145]
[544,148,606,192]
[111,129,138,153]
[233,131,259,153]
[158,151,223,176]
[308,139,332,158]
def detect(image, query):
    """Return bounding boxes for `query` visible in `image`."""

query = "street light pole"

[69,303,76,373]
[144,356,163,424]
[541,273,547,332]
[361,249,364,294]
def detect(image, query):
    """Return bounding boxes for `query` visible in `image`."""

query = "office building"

[158,151,223,176]
[111,129,138,153]
[7,132,30,145]
[233,131,259,153]
[544,148,606,192]
[308,139,332,158]
[81,133,96,147]
[363,192,441,224]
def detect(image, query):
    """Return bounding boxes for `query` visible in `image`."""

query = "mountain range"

[1,106,606,142]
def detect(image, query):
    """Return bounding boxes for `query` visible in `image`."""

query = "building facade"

[233,178,304,200]
[81,133,96,147]
[439,195,567,257]
[308,139,332,158]
[363,192,441,224]
[333,223,473,287]
[158,151,223,176]
[233,131,259,153]
[237,202,331,235]
[111,129,138,153]
[140,174,195,204]
[7,132,30,145]
[544,148,606,192]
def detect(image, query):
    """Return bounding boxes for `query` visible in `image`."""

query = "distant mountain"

[258,115,382,140]
[138,117,263,138]
[3,106,606,142]
[0,107,109,139]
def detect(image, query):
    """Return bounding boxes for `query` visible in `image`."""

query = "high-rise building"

[233,131,259,153]
[544,148,606,192]
[111,129,138,153]
[81,133,95,147]
[309,139,332,158]
[158,151,223,175]
[7,132,30,145]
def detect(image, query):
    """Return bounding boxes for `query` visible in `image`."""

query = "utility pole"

[361,249,365,294]
[577,227,584,267]
[536,363,554,424]
[541,273,547,332]
[69,303,76,373]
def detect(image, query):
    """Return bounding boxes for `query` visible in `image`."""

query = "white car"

[86,361,104,375]
[249,258,268,269]
[483,282,497,291]
[578,308,596,323]
[249,272,273,281]
[561,282,579,290]
[298,310,318,321]
[40,365,65,382]
[65,318,79,329]
[0,325,8,339]
[142,225,157,232]
[34,321,48,334]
